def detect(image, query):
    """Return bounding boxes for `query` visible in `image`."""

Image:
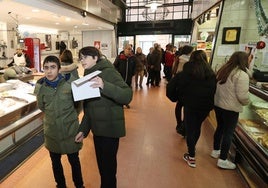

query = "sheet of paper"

[71,81,100,101]
[73,70,101,85]
[71,70,102,101]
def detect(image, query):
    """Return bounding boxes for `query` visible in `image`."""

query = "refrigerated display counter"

[233,83,268,187]
[0,80,43,159]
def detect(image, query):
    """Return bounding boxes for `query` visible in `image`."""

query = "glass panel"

[174,35,191,48]
[174,6,182,11]
[136,34,172,54]
[131,8,138,14]
[138,14,146,21]
[183,12,189,18]
[130,2,139,6]
[129,15,137,22]
[183,5,189,10]
[165,13,173,20]
[118,36,135,54]
[174,12,182,19]
[173,0,186,2]
[125,0,192,21]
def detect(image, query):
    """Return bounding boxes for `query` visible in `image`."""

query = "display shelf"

[0,81,44,174]
[233,84,268,186]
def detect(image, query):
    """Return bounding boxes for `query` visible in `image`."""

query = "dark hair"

[43,55,61,69]
[180,45,194,55]
[60,49,73,64]
[59,41,67,55]
[79,46,101,62]
[217,51,249,84]
[185,50,215,79]
[165,43,173,51]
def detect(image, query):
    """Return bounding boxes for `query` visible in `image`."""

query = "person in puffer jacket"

[166,50,216,168]
[34,55,84,188]
[75,46,133,188]
[211,51,251,170]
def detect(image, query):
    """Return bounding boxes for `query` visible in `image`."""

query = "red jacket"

[165,51,175,67]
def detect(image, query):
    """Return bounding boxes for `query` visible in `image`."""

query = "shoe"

[210,150,220,159]
[126,104,130,108]
[139,84,143,89]
[183,153,196,168]
[217,159,236,169]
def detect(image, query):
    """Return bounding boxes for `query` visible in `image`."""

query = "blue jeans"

[213,106,238,160]
[184,107,210,158]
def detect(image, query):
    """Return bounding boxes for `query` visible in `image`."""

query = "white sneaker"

[217,159,236,169]
[210,150,220,158]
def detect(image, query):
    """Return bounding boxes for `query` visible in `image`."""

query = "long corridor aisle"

[0,81,248,188]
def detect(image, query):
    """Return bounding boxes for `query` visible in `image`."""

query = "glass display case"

[0,80,43,158]
[233,84,268,187]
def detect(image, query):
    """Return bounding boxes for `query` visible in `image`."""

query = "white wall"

[211,0,268,71]
[82,30,117,60]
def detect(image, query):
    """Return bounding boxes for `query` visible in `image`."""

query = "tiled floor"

[0,79,248,188]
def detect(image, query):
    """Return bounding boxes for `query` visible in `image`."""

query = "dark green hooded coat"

[34,74,82,154]
[79,58,133,138]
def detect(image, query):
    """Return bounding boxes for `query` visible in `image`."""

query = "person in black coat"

[113,44,136,87]
[166,50,216,168]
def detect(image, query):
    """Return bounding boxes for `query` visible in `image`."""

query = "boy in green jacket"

[34,55,84,188]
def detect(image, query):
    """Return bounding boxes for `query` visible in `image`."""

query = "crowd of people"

[32,42,252,187]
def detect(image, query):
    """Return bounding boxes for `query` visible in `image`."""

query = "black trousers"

[49,151,84,188]
[93,135,119,188]
[213,106,238,160]
[151,70,161,86]
[175,101,183,126]
[184,108,210,158]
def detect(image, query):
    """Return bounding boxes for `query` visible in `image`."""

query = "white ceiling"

[0,0,114,33]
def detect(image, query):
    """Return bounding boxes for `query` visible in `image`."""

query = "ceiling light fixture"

[32,9,40,13]
[18,25,58,34]
[145,0,164,12]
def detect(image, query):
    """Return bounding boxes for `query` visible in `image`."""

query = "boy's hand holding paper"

[71,70,102,101]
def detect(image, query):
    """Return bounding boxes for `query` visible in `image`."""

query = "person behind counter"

[8,47,31,68]
[34,55,84,188]
[3,48,32,80]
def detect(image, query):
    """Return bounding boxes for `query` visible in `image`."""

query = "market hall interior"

[1,78,248,188]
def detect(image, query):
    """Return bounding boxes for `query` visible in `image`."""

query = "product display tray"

[0,101,37,127]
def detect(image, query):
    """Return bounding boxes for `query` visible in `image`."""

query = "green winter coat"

[79,58,133,138]
[34,74,82,154]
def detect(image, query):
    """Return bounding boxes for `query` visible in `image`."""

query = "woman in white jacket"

[211,51,251,170]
